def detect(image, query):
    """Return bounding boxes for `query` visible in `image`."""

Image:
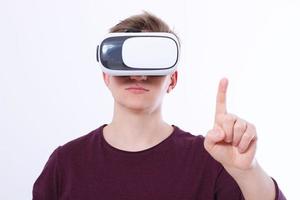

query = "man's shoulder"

[172,125,221,168]
[56,125,105,157]
[173,125,205,144]
[172,125,206,152]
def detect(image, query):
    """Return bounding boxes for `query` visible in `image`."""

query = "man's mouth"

[125,86,150,92]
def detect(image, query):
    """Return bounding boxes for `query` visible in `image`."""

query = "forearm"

[225,161,276,200]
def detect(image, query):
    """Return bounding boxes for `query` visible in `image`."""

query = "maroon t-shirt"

[33,124,285,200]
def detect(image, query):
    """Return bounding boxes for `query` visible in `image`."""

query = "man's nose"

[129,76,147,81]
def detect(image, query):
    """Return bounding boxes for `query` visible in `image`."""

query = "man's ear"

[167,70,178,93]
[102,72,110,86]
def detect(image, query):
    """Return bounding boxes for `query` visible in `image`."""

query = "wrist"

[224,161,276,200]
[224,158,259,179]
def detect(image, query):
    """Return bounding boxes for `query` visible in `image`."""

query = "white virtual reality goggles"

[96,32,180,76]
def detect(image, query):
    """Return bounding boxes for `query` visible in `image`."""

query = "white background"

[0,0,299,199]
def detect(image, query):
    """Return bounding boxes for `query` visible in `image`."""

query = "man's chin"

[123,104,156,114]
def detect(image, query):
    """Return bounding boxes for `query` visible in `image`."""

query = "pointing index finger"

[215,78,229,117]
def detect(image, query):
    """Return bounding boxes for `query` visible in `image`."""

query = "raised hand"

[204,78,258,171]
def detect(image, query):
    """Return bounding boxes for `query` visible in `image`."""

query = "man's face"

[103,72,177,113]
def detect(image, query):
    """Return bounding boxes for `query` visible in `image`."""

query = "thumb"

[204,126,225,153]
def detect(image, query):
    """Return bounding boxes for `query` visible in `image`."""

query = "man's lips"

[125,86,150,92]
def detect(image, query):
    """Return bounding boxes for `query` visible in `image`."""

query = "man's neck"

[103,103,173,152]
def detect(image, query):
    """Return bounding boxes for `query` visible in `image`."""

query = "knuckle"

[226,113,238,122]
[243,132,253,140]
[222,125,233,136]
[234,122,244,131]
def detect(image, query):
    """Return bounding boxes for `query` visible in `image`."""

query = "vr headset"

[96,32,180,76]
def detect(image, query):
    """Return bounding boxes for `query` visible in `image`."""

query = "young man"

[33,12,286,199]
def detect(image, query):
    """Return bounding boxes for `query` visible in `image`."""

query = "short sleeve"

[32,146,61,200]
[214,167,286,200]
[214,167,245,200]
[271,177,287,200]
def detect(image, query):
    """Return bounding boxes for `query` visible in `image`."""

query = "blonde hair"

[109,11,180,45]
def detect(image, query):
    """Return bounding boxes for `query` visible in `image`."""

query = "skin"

[102,72,177,151]
[102,72,276,199]
[204,78,276,199]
